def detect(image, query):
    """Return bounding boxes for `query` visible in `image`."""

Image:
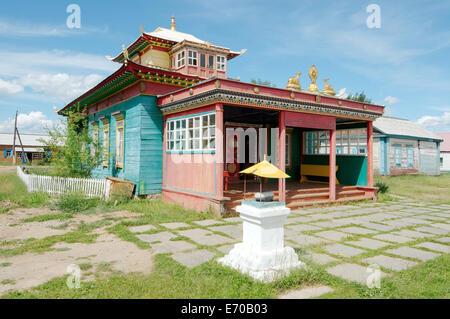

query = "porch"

[224,180,375,213]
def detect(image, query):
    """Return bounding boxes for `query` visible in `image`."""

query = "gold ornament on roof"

[307,65,319,93]
[122,44,129,62]
[322,78,336,96]
[286,71,301,91]
[171,16,176,31]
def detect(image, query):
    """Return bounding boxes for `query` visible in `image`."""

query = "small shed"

[372,117,442,176]
[436,132,450,172]
[0,133,50,164]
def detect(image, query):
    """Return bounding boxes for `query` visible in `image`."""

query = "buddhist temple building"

[59,17,385,215]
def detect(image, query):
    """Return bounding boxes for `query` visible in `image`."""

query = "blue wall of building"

[88,95,163,195]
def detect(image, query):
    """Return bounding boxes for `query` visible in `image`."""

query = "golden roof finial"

[286,71,301,91]
[307,65,319,93]
[322,78,336,96]
[122,44,129,62]
[171,16,176,31]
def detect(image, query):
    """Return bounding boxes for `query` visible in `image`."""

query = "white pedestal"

[219,201,305,282]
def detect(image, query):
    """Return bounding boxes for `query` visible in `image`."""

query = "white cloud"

[384,96,400,106]
[0,49,117,78]
[0,111,55,133]
[417,112,450,130]
[0,78,23,97]
[19,73,103,102]
[0,18,108,37]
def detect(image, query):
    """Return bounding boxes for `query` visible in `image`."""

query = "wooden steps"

[224,185,372,213]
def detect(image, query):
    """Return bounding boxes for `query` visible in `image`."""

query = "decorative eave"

[158,79,385,121]
[113,35,177,63]
[59,61,203,116]
[169,40,239,60]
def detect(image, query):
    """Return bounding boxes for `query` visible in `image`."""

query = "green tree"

[346,91,372,103]
[250,78,277,88]
[40,107,100,178]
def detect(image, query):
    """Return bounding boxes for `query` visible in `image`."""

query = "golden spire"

[322,78,336,96]
[171,16,176,31]
[307,65,319,93]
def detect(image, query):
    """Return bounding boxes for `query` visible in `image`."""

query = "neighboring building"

[59,17,385,214]
[0,133,50,163]
[373,117,442,176]
[436,132,450,172]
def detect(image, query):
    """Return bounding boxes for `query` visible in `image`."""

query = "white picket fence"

[17,166,111,199]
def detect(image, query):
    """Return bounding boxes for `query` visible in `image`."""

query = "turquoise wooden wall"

[88,95,163,195]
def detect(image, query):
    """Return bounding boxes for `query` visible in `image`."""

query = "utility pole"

[16,128,28,165]
[12,110,17,164]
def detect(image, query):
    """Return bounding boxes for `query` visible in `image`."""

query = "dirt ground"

[0,207,154,294]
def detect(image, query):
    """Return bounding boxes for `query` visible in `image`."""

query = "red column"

[329,128,336,200]
[367,121,374,187]
[278,111,286,202]
[216,103,224,198]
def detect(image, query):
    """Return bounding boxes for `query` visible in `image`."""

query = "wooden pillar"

[367,121,374,187]
[162,116,167,189]
[329,128,336,200]
[278,111,286,202]
[216,103,224,198]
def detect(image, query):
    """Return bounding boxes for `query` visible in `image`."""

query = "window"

[394,145,402,167]
[91,125,98,156]
[208,55,214,69]
[166,113,216,152]
[304,128,367,155]
[441,157,444,167]
[285,133,291,167]
[32,153,43,159]
[4,149,12,158]
[406,145,414,167]
[115,120,124,168]
[102,124,110,167]
[216,55,226,71]
[176,51,185,68]
[188,50,197,66]
[200,53,206,68]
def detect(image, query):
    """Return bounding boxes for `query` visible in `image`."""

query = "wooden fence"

[17,166,111,199]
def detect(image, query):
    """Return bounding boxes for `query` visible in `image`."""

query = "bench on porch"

[300,164,340,184]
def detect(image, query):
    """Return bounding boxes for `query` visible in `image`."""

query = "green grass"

[375,173,450,203]
[23,213,74,223]
[0,173,49,209]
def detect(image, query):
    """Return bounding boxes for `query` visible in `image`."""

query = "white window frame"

[304,128,367,156]
[102,123,110,167]
[166,113,216,152]
[176,51,185,68]
[216,55,226,71]
[188,50,197,66]
[115,120,125,168]
[285,132,292,167]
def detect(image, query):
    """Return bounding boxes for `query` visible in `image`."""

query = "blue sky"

[0,0,449,133]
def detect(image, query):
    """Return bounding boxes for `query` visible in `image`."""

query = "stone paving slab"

[170,249,216,268]
[386,246,440,261]
[193,219,224,227]
[151,240,197,254]
[288,235,330,247]
[160,222,191,229]
[415,226,448,235]
[178,228,235,246]
[323,243,365,258]
[392,229,433,239]
[314,230,349,241]
[339,226,378,235]
[288,224,322,232]
[346,238,391,250]
[362,255,418,271]
[129,225,157,233]
[354,222,395,232]
[311,221,348,228]
[286,216,316,224]
[435,237,450,243]
[278,285,334,299]
[381,219,415,228]
[136,231,176,243]
[217,244,235,254]
[224,217,242,223]
[429,223,450,231]
[373,233,414,244]
[363,213,397,222]
[306,253,339,265]
[326,263,388,285]
[401,218,432,225]
[415,242,449,254]
[432,213,450,218]
[414,215,447,222]
[209,224,243,240]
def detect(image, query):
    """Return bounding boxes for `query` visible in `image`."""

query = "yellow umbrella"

[239,155,290,198]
